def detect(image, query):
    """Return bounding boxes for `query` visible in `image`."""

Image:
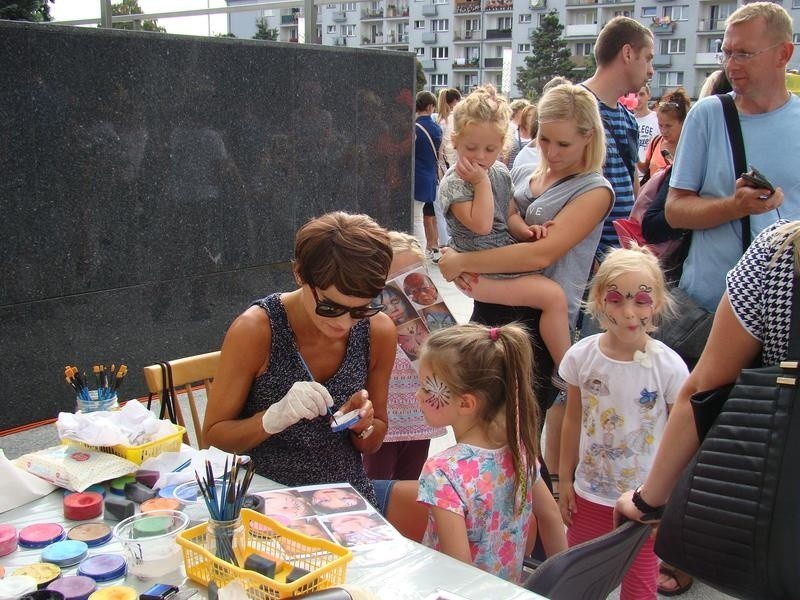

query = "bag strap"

[718,94,751,252]
[580,84,637,184]
[788,272,800,359]
[415,122,438,160]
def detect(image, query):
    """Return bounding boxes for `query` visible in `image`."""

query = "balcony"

[420,59,436,71]
[361,9,384,19]
[453,29,478,41]
[485,28,511,40]
[422,31,438,43]
[566,0,598,5]
[565,23,598,36]
[452,57,480,68]
[653,54,672,68]
[281,15,297,25]
[385,4,409,18]
[422,4,438,16]
[455,1,481,14]
[334,36,347,46]
[650,18,676,34]
[385,32,409,44]
[362,34,385,44]
[484,57,503,68]
[485,0,513,12]
[698,18,725,33]
[530,0,547,8]
[695,52,719,65]
[332,11,346,22]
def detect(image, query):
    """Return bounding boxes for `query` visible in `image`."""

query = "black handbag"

[654,274,800,599]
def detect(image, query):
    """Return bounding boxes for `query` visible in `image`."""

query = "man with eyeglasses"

[665,1,800,315]
[581,16,655,261]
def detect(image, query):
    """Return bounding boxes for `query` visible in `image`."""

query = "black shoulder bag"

[655,273,800,599]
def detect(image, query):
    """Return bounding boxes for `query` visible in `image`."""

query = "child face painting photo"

[324,513,395,547]
[305,487,368,514]
[397,319,430,362]
[260,490,314,520]
[403,272,439,306]
[380,285,416,326]
[422,303,456,331]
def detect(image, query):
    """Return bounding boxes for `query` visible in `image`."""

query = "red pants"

[567,494,657,600]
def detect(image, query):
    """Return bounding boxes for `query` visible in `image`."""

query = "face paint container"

[0,524,17,557]
[41,540,89,568]
[47,576,97,600]
[18,524,66,550]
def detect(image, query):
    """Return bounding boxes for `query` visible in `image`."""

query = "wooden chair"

[143,351,220,449]
[522,520,651,600]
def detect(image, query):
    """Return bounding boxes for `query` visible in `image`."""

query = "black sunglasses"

[310,287,384,319]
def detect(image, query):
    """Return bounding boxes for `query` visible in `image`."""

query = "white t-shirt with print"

[559,334,688,507]
[636,111,660,163]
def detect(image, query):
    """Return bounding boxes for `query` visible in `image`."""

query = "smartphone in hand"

[741,166,776,195]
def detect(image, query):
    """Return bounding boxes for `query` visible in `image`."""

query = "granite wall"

[0,20,414,431]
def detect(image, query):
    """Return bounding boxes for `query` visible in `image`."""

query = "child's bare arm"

[430,506,472,565]
[449,157,494,236]
[558,384,581,527]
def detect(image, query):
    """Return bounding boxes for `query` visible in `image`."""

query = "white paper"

[0,449,57,513]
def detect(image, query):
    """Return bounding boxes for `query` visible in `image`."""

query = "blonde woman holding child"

[438,85,572,389]
[416,323,563,582]
[558,245,689,599]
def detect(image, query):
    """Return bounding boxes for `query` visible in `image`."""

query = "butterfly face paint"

[599,272,659,348]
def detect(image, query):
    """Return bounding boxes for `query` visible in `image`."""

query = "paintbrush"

[296,352,337,425]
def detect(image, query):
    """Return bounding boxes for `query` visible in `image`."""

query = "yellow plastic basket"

[177,508,352,600]
[62,426,185,464]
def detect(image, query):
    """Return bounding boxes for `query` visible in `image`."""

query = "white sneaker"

[431,248,441,263]
[425,248,435,261]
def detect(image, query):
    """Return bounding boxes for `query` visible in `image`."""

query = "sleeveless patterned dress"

[240,294,377,506]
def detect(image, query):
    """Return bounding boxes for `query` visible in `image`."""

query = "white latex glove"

[261,381,334,434]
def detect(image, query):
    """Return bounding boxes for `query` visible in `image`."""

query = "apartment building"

[228,0,800,99]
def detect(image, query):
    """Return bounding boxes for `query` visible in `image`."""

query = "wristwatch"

[632,485,665,521]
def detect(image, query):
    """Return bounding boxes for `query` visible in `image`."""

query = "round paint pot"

[18,524,66,549]
[0,524,17,557]
[76,554,126,582]
[41,540,89,567]
[157,485,179,499]
[241,494,265,513]
[87,587,137,600]
[19,590,65,600]
[64,485,105,499]
[67,523,112,548]
[0,575,38,600]
[64,493,103,521]
[109,476,136,497]
[47,576,97,600]
[139,498,182,513]
[11,563,61,589]
[330,409,362,432]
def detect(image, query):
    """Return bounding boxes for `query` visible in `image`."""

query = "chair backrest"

[143,351,220,449]
[522,521,651,600]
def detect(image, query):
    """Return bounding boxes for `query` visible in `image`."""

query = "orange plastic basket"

[61,426,185,464]
[177,508,352,599]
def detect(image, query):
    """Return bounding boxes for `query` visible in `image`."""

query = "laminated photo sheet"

[255,483,400,549]
[380,265,457,369]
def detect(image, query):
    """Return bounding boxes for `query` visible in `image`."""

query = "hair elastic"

[489,327,499,341]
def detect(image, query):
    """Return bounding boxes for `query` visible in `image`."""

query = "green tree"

[415,58,426,93]
[252,17,278,41]
[112,0,165,32]
[0,0,52,21]
[516,10,575,100]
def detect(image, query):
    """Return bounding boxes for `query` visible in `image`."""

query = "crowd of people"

[201,2,800,596]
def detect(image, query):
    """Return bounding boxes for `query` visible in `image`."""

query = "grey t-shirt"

[439,161,516,252]
[512,166,614,326]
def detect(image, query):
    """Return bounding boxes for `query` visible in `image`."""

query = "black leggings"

[421,202,435,216]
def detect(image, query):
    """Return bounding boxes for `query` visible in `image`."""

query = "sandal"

[658,564,693,596]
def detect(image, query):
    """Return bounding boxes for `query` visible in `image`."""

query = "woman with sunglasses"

[203,212,396,505]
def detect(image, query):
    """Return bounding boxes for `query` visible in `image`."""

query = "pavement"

[0,209,731,599]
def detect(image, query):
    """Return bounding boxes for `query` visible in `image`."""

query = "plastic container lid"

[18,524,66,549]
[76,554,126,582]
[139,498,182,513]
[11,563,61,588]
[0,524,17,557]
[330,409,361,432]
[47,576,97,600]
[41,540,89,567]
[64,485,105,498]
[157,485,179,499]
[67,523,112,548]
[19,590,66,600]
[0,576,39,600]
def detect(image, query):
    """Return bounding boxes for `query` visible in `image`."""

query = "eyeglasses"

[716,42,782,65]
[310,287,384,319]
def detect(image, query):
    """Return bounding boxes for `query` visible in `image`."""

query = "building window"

[431,74,448,87]
[434,0,448,4]
[432,19,449,32]
[794,0,800,8]
[794,33,800,44]
[518,43,531,53]
[641,7,656,18]
[575,42,593,56]
[519,13,531,23]
[326,24,336,34]
[415,47,425,56]
[661,38,686,55]
[658,71,684,87]
[497,16,512,29]
[326,4,336,8]
[432,46,449,59]
[414,20,425,29]
[664,5,688,21]
[341,24,355,36]
[465,18,480,31]
[343,2,356,11]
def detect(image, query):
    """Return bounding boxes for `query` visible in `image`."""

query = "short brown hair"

[416,90,437,112]
[294,212,392,298]
[727,1,792,44]
[594,16,653,67]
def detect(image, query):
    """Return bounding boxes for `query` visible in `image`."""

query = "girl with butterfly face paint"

[557,245,689,600]
[414,323,564,582]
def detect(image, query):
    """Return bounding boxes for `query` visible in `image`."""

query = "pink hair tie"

[489,327,499,341]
